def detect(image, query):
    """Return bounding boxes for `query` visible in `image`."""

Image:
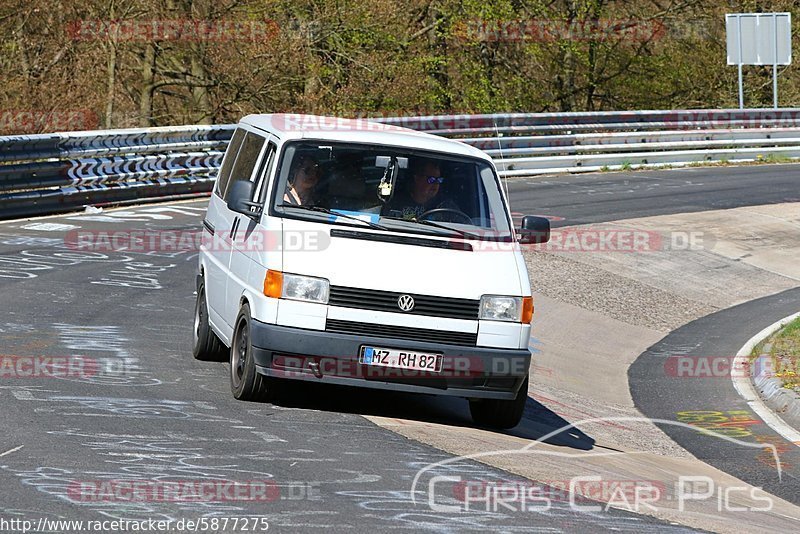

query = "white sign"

[726,13,792,66]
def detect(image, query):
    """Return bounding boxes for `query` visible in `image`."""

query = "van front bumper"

[249,320,531,400]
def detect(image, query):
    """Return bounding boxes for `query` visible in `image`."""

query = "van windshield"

[273,141,512,240]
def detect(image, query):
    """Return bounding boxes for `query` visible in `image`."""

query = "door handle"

[229,217,241,240]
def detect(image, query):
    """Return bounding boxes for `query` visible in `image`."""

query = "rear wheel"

[469,375,529,429]
[192,280,226,361]
[230,303,274,402]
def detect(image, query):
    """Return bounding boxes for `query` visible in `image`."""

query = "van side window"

[215,128,245,198]
[253,142,277,203]
[224,131,266,202]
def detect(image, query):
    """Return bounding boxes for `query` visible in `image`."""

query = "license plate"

[359,346,442,373]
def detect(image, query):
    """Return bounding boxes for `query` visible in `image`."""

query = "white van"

[193,114,550,429]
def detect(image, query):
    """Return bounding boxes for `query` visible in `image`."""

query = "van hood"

[280,219,524,299]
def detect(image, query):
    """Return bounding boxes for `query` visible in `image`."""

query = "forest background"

[2,0,799,133]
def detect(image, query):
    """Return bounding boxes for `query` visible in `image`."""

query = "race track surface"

[1,164,799,532]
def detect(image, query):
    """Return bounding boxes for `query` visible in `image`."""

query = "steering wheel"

[419,208,473,224]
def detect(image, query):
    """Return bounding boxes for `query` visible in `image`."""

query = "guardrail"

[0,125,233,219]
[377,109,800,175]
[2,109,800,219]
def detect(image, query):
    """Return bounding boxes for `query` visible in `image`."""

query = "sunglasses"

[426,176,445,184]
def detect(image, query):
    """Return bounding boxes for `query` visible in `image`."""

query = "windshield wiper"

[279,204,389,231]
[380,215,481,240]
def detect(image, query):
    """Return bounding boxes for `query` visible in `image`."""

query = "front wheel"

[469,375,529,429]
[230,304,275,402]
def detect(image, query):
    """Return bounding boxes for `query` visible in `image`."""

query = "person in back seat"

[327,153,367,210]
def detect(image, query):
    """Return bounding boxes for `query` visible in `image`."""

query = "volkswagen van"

[193,114,549,428]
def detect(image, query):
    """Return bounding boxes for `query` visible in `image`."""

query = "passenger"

[284,155,321,205]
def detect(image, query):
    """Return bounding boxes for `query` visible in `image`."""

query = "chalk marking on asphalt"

[733,311,800,448]
[0,198,209,225]
[0,445,24,458]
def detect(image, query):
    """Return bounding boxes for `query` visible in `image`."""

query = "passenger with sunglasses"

[384,159,459,221]
[284,154,321,206]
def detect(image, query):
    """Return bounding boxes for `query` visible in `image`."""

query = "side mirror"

[517,215,550,244]
[226,180,262,220]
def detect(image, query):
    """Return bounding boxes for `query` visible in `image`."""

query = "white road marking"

[142,206,207,215]
[0,445,24,457]
[20,222,78,231]
[733,311,800,447]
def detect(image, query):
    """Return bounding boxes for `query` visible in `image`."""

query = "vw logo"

[397,294,415,312]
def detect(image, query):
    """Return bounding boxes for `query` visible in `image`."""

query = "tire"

[469,375,529,430]
[192,280,226,362]
[230,303,274,402]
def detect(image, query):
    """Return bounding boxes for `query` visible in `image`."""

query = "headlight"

[264,270,329,303]
[479,295,533,323]
[282,273,330,303]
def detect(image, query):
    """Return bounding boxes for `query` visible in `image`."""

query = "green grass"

[761,153,793,164]
[752,317,800,392]
[688,156,798,168]
[593,157,797,175]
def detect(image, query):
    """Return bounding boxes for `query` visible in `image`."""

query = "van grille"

[325,319,478,347]
[328,286,479,320]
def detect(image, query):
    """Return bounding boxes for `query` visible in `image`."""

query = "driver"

[384,159,458,220]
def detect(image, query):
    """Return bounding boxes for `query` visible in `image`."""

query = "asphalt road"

[630,288,800,505]
[507,164,800,226]
[1,163,799,532]
[0,205,692,533]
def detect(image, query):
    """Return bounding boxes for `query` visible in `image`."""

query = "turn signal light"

[263,270,283,298]
[521,296,534,324]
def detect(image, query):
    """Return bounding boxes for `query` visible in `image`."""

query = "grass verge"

[752,317,800,392]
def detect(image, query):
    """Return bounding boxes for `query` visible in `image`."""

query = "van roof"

[240,113,490,161]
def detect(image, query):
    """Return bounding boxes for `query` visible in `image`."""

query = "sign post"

[726,13,792,109]
[737,16,744,109]
[773,13,780,108]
